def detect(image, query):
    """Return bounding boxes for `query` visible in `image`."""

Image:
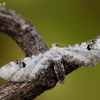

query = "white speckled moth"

[0,35,100,84]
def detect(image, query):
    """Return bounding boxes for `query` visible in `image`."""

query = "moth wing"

[0,52,50,82]
[62,35,100,66]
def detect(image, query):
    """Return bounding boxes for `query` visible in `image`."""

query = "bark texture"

[0,7,80,100]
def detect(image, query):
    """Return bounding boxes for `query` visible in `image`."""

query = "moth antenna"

[54,43,68,46]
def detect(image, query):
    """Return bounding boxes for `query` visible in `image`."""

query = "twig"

[0,7,79,100]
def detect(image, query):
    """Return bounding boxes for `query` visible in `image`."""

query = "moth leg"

[54,60,65,84]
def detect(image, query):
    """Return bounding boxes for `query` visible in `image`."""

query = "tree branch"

[0,7,80,100]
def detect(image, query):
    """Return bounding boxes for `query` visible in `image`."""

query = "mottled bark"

[0,7,79,100]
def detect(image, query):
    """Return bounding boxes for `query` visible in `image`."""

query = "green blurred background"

[0,0,100,100]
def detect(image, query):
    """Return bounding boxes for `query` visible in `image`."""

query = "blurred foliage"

[0,0,100,100]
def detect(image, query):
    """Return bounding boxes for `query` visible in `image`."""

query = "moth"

[0,35,100,84]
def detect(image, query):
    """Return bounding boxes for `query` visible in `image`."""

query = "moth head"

[50,44,58,48]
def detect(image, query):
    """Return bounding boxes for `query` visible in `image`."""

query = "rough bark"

[0,7,80,100]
